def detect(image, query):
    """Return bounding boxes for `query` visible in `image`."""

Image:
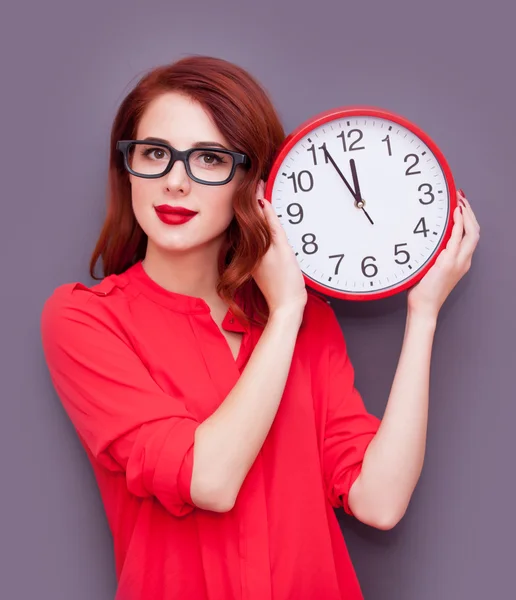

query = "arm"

[41,286,201,518]
[348,192,480,529]
[195,188,308,511]
[347,311,436,529]
[320,303,382,520]
[192,305,302,511]
[41,286,303,515]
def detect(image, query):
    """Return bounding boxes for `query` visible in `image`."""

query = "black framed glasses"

[116,140,250,186]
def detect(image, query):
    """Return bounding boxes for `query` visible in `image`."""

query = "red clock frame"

[264,106,457,301]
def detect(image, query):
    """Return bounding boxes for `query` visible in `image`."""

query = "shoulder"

[40,272,134,343]
[303,290,337,329]
[300,290,350,355]
[296,291,336,346]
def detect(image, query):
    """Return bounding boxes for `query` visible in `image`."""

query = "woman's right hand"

[252,180,308,317]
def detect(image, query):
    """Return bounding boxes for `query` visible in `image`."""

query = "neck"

[142,240,226,302]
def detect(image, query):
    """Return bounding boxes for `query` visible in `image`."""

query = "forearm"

[191,306,303,511]
[348,309,437,528]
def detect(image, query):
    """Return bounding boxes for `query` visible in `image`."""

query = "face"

[130,92,245,256]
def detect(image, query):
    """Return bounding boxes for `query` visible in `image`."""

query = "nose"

[164,157,191,192]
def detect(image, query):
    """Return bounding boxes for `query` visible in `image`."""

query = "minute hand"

[323,148,374,225]
[323,147,359,201]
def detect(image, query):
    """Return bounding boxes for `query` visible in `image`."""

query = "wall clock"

[264,106,457,301]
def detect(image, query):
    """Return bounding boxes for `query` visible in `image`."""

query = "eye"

[142,146,170,161]
[199,152,224,165]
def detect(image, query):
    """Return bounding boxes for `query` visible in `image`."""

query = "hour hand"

[349,159,363,207]
[349,158,374,225]
[323,148,374,225]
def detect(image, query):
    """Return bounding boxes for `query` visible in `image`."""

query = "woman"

[41,55,480,600]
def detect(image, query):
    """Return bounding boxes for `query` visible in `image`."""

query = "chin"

[150,233,200,254]
[137,210,232,254]
[149,230,228,256]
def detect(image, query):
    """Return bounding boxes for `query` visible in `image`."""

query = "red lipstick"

[154,205,198,225]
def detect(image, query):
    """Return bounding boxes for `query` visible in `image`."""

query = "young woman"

[41,55,480,600]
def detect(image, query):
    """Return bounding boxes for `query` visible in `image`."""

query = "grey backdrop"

[1,0,514,598]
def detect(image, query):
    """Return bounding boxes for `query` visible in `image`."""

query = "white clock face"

[270,114,452,298]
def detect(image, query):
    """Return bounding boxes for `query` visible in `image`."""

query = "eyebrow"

[141,136,230,150]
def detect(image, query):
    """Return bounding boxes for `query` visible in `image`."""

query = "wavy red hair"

[90,55,286,325]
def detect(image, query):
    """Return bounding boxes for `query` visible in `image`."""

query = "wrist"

[269,304,305,328]
[406,306,438,330]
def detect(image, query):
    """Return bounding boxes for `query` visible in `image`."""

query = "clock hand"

[322,147,374,225]
[322,146,358,200]
[360,205,374,226]
[349,158,374,225]
[349,158,363,206]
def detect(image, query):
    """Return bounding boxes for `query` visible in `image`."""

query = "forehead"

[136,92,228,147]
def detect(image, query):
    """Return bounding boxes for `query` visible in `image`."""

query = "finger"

[256,179,271,220]
[467,205,479,232]
[262,201,295,253]
[261,197,284,231]
[445,206,465,256]
[459,195,477,236]
[457,203,480,265]
[458,190,480,232]
[256,179,265,200]
[258,192,281,230]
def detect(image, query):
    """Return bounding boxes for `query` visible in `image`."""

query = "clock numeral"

[307,144,317,165]
[337,129,365,152]
[307,143,329,166]
[328,253,345,275]
[405,153,422,176]
[394,243,410,265]
[287,170,314,193]
[418,183,435,205]
[286,203,304,224]
[301,233,319,255]
[348,129,365,151]
[361,256,378,278]
[413,217,429,237]
[382,134,392,156]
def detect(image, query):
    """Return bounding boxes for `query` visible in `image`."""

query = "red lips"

[154,205,198,216]
[154,205,198,226]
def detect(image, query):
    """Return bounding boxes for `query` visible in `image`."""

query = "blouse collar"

[123,261,250,333]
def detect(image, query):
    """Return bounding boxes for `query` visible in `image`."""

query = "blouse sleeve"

[40,285,200,517]
[321,305,382,516]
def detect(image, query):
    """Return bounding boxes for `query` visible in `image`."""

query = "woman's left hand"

[406,189,480,320]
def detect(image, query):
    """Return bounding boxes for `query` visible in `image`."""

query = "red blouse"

[41,260,381,600]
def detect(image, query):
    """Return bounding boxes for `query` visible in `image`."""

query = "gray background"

[1,0,514,598]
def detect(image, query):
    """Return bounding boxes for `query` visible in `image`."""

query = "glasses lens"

[128,143,171,176]
[188,150,234,183]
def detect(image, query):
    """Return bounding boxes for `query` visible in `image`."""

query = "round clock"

[264,106,457,301]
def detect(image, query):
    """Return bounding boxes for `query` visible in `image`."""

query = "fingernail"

[258,199,264,208]
[458,188,466,198]
[459,205,463,213]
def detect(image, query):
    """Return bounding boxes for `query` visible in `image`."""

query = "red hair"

[90,55,286,325]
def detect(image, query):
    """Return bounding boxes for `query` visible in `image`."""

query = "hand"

[252,180,308,316]
[349,158,374,225]
[407,189,480,320]
[323,147,374,225]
